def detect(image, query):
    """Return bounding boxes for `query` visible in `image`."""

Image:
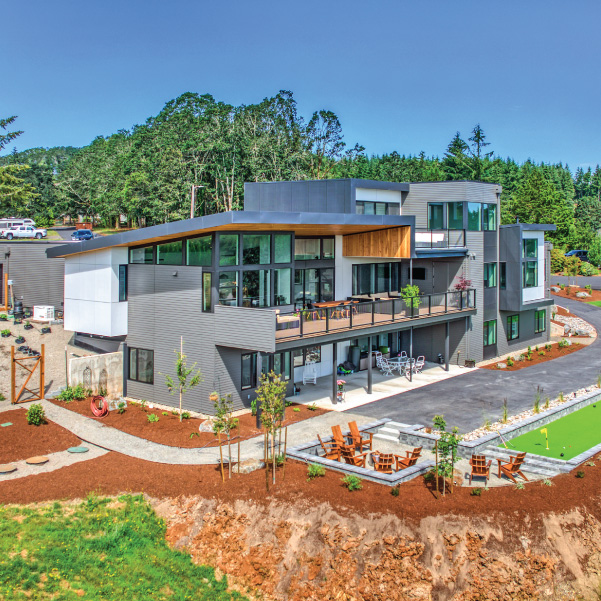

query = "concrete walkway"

[350,298,601,433]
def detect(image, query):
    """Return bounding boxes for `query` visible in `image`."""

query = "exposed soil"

[47,397,330,448]
[552,287,601,303]
[480,339,586,371]
[0,408,80,463]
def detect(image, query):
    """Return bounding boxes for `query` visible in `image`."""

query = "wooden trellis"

[11,344,45,404]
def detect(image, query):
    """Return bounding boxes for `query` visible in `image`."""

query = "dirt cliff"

[157,496,601,601]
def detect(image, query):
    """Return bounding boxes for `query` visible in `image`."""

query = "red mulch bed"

[47,397,330,448]
[2,450,601,521]
[0,409,81,464]
[552,288,601,303]
[480,340,586,371]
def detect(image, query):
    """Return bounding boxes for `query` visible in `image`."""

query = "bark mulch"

[47,398,330,448]
[2,450,601,521]
[0,408,81,464]
[552,288,601,303]
[479,340,586,371]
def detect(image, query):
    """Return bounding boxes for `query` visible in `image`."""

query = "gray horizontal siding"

[214,305,276,353]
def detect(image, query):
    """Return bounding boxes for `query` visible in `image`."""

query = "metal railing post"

[411,297,415,319]
[300,311,304,338]
[428,294,432,315]
[444,292,448,313]
[326,309,330,333]
[371,302,375,325]
[349,305,353,328]
[460,291,464,310]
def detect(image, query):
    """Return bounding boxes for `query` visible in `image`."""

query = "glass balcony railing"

[415,229,466,249]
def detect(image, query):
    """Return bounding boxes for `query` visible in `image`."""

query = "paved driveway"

[553,275,601,289]
[349,297,601,432]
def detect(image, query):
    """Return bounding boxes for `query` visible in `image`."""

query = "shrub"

[576,471,585,478]
[117,402,126,414]
[0,392,5,402]
[181,411,191,420]
[506,357,514,367]
[550,248,566,273]
[307,463,326,481]
[0,314,7,321]
[285,400,293,407]
[538,351,545,356]
[139,399,148,411]
[515,482,525,490]
[293,407,301,412]
[471,487,482,496]
[1,329,11,336]
[558,339,570,349]
[559,391,565,403]
[307,403,318,411]
[542,479,553,487]
[251,398,257,416]
[586,461,596,467]
[483,418,491,431]
[559,284,565,290]
[147,414,159,423]
[56,383,89,403]
[502,400,508,424]
[580,262,598,276]
[585,284,593,293]
[162,412,168,416]
[545,343,552,352]
[565,286,571,295]
[342,474,363,491]
[26,403,46,426]
[391,485,400,497]
[423,470,435,482]
[544,397,550,410]
[526,352,533,361]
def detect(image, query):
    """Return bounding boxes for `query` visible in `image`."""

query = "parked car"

[565,249,589,262]
[1,225,47,240]
[71,229,94,241]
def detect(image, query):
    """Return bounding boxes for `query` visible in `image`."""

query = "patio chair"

[339,443,370,467]
[468,454,492,485]
[399,351,408,360]
[348,421,373,452]
[414,356,426,374]
[303,361,317,385]
[317,434,340,461]
[331,424,351,448]
[394,447,422,470]
[372,452,395,474]
[379,358,394,376]
[497,452,529,483]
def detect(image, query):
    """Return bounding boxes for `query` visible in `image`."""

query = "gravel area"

[553,313,596,336]
[0,322,95,402]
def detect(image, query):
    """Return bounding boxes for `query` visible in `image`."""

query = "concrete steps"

[373,421,413,443]
[483,446,567,477]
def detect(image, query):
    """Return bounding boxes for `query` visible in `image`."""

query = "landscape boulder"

[497,362,507,369]
[551,286,562,292]
[576,291,590,298]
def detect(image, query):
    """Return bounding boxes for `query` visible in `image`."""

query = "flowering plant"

[337,379,346,386]
[454,275,472,291]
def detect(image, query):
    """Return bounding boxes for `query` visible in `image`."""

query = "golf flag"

[540,428,547,435]
[540,428,549,450]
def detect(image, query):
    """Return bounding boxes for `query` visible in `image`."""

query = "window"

[467,203,482,231]
[219,235,239,266]
[352,263,402,295]
[242,234,270,265]
[274,234,291,263]
[447,202,464,229]
[409,267,426,281]
[128,348,154,384]
[218,271,238,306]
[293,345,322,368]
[500,262,506,290]
[322,238,335,259]
[428,203,444,230]
[274,268,291,305]
[187,235,212,266]
[156,240,183,265]
[294,238,320,260]
[202,272,212,312]
[535,309,546,334]
[356,201,400,215]
[242,270,270,307]
[523,261,538,288]
[482,204,497,230]
[295,268,335,305]
[118,265,127,302]
[241,353,257,389]
[507,315,519,341]
[484,263,497,288]
[273,351,291,381]
[523,238,538,259]
[483,320,497,347]
[129,246,153,264]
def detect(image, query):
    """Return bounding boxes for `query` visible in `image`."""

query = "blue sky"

[2,0,600,169]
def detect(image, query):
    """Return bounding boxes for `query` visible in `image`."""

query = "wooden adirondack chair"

[372,452,395,474]
[497,452,529,483]
[331,424,350,448]
[317,434,340,461]
[348,421,373,452]
[468,454,492,485]
[339,443,370,467]
[394,447,422,471]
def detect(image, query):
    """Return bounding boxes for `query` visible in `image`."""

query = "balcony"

[275,290,476,342]
[415,229,465,250]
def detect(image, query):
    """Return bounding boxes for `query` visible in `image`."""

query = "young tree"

[212,393,236,479]
[256,370,287,485]
[163,337,203,421]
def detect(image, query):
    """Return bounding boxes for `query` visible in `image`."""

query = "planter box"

[464,359,476,368]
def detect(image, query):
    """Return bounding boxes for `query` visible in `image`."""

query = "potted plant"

[378,345,389,355]
[24,321,33,331]
[209,391,219,402]
[41,327,51,334]
[336,379,346,402]
[15,336,25,344]
[464,358,476,368]
[0,314,7,321]
[400,284,421,316]
[1,329,11,338]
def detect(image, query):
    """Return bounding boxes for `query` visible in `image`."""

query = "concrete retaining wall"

[69,351,123,398]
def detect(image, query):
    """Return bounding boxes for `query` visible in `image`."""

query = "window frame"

[499,262,506,290]
[128,347,154,384]
[483,319,497,347]
[118,265,128,302]
[202,272,212,312]
[484,262,497,288]
[293,345,322,367]
[241,352,257,390]
[427,203,445,230]
[507,314,520,341]
[535,309,546,334]
[522,261,538,288]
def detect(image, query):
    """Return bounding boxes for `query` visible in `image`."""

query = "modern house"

[47,179,555,414]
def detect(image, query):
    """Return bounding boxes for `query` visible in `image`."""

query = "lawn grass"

[501,402,601,460]
[0,494,247,600]
[586,300,601,307]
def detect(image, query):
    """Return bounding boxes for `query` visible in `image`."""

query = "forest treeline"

[1,90,600,252]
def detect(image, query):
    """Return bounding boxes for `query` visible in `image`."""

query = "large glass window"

[483,320,497,347]
[118,265,127,302]
[523,238,538,259]
[467,203,482,231]
[295,238,320,260]
[428,203,444,230]
[128,348,154,384]
[219,235,239,266]
[156,240,183,265]
[535,309,546,334]
[320,268,334,301]
[447,202,464,229]
[243,234,270,265]
[218,271,238,306]
[273,352,291,381]
[129,246,153,264]
[523,262,538,288]
[507,315,519,341]
[356,201,400,215]
[274,234,292,263]
[187,235,212,266]
[241,353,257,389]
[242,270,270,307]
[202,272,212,312]
[322,238,335,259]
[484,262,497,288]
[482,204,497,230]
[352,262,401,295]
[274,268,291,305]
[294,269,334,306]
[500,262,506,290]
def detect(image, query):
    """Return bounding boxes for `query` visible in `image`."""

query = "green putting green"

[500,402,601,460]
[586,300,601,307]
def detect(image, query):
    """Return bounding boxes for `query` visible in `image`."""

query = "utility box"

[33,305,55,321]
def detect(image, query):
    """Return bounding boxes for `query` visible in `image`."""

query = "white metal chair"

[414,356,426,374]
[399,351,408,360]
[303,361,317,385]
[372,351,384,369]
[380,358,394,376]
